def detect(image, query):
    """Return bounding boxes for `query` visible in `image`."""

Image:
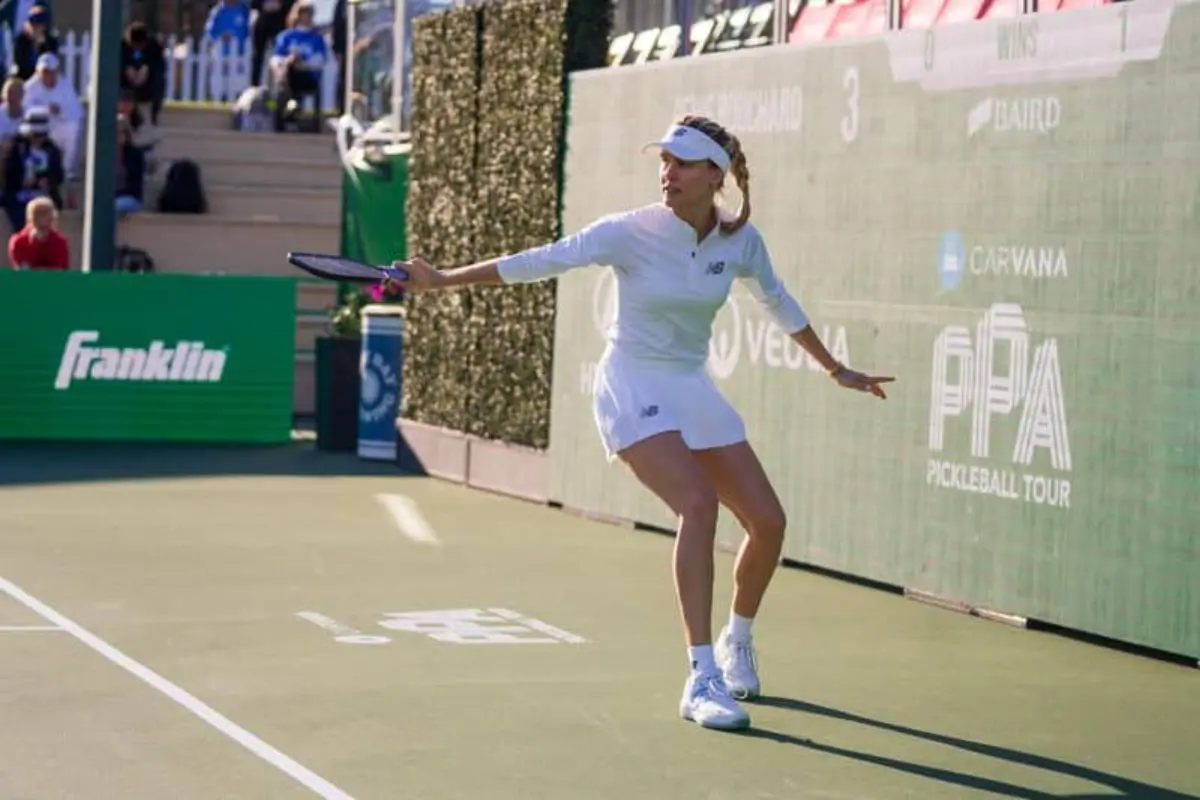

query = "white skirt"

[591,347,747,461]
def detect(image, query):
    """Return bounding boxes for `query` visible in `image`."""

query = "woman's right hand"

[387,256,444,295]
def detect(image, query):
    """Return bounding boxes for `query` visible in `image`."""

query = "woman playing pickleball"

[387,114,895,731]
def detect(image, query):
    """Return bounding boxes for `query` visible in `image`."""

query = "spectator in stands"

[115,115,146,218]
[3,107,63,225]
[2,108,63,233]
[22,53,82,179]
[117,88,160,169]
[250,0,296,87]
[205,0,252,101]
[7,195,68,270]
[0,79,21,199]
[270,1,327,133]
[332,0,347,116]
[9,5,59,82]
[0,79,25,150]
[120,21,167,127]
[117,89,147,139]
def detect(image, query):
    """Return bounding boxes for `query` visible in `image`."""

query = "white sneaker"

[716,627,761,700]
[679,671,751,730]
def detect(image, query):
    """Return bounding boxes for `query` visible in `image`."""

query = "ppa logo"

[926,302,1072,509]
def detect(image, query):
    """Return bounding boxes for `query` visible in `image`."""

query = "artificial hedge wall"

[402,6,482,433]
[403,0,612,449]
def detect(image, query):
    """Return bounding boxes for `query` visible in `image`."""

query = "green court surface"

[0,443,1196,800]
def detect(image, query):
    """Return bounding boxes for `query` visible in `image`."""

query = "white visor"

[641,124,731,173]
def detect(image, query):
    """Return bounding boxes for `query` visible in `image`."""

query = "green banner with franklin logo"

[0,271,295,443]
[548,0,1198,659]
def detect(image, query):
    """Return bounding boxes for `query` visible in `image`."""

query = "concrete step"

[205,184,341,225]
[2,210,340,280]
[193,155,343,190]
[296,279,338,314]
[114,212,339,276]
[9,210,336,275]
[157,102,334,133]
[295,314,330,353]
[67,173,339,228]
[294,353,315,416]
[156,103,241,132]
[153,126,338,166]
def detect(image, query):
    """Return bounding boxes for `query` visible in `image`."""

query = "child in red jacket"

[8,195,68,270]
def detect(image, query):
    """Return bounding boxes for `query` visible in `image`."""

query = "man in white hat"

[22,52,82,179]
[2,106,65,232]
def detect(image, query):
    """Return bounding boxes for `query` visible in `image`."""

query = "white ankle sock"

[688,645,718,675]
[728,613,754,642]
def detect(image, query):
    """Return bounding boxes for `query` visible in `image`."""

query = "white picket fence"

[3,27,342,111]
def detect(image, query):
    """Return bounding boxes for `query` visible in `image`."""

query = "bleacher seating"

[608,0,800,66]
[608,0,1115,65]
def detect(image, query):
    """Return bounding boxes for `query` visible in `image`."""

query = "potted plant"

[314,284,401,452]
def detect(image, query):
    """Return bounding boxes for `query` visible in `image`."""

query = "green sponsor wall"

[548,0,1199,658]
[0,272,295,443]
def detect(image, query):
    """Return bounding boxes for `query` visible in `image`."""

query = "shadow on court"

[0,435,421,488]
[741,697,1198,799]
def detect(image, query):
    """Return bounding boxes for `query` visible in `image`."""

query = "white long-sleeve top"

[23,77,84,123]
[497,203,810,371]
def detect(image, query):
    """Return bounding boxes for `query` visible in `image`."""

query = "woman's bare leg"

[618,431,720,647]
[616,430,750,730]
[693,439,787,699]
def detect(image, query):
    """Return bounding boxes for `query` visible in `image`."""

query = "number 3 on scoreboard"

[841,66,860,144]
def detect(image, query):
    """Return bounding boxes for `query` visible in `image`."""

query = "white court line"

[488,608,587,644]
[0,576,355,800]
[0,625,62,632]
[375,493,440,545]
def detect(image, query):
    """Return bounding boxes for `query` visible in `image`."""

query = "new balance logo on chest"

[705,260,726,275]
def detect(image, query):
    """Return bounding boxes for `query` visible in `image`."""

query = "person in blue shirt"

[269,1,326,133]
[205,0,251,56]
[204,0,251,101]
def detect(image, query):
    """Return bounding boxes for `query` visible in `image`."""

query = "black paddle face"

[287,253,409,285]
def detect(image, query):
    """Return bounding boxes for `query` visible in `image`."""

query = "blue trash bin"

[358,305,404,460]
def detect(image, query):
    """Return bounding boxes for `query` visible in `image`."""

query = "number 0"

[841,67,860,143]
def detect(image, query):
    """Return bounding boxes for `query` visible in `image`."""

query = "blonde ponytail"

[718,139,751,236]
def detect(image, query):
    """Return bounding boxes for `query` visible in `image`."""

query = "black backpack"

[157,158,207,214]
[116,245,155,273]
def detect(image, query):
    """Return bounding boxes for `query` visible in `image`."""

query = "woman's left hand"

[830,364,895,399]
